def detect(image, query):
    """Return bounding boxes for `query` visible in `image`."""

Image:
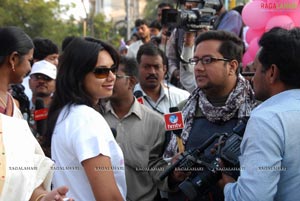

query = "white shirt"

[134,83,190,114]
[180,46,197,93]
[126,40,144,58]
[22,76,32,100]
[51,105,126,200]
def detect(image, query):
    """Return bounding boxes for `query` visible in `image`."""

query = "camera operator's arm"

[166,29,180,81]
[179,32,197,93]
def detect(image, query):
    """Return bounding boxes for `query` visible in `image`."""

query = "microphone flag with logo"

[164,107,184,131]
[134,90,144,104]
[34,98,48,121]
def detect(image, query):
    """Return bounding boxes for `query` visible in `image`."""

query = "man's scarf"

[164,74,258,158]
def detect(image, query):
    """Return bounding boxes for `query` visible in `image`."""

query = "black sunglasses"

[93,66,118,79]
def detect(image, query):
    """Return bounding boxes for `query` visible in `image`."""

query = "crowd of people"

[0,0,300,201]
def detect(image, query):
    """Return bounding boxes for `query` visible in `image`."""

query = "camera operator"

[157,3,174,24]
[166,1,201,88]
[165,0,242,89]
[179,29,208,93]
[154,3,174,54]
[163,30,258,201]
[219,27,300,201]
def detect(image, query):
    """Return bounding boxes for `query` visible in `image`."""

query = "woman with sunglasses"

[44,37,126,201]
[0,26,72,201]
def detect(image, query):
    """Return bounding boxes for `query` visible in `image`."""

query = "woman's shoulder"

[59,104,103,123]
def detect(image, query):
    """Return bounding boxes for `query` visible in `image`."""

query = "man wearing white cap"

[28,60,57,138]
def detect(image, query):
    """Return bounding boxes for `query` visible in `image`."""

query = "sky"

[59,0,89,20]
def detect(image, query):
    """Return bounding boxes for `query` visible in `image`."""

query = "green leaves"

[0,0,136,49]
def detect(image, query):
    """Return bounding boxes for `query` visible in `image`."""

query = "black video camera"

[161,0,220,32]
[160,118,247,201]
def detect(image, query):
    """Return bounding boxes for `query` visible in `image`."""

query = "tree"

[0,0,73,45]
[0,0,120,49]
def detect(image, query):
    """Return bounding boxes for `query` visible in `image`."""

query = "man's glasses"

[93,66,117,79]
[189,56,231,65]
[116,74,130,79]
[30,74,53,81]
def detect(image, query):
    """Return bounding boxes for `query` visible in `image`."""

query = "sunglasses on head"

[93,66,118,79]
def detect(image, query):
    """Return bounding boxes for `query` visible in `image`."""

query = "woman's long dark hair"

[43,37,119,154]
[0,26,33,65]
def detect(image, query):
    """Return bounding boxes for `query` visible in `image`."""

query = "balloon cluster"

[241,0,300,67]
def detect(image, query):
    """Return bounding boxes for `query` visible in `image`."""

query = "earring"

[11,64,15,72]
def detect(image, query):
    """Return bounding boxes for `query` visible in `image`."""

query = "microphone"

[169,107,183,137]
[166,107,185,153]
[169,107,179,113]
[34,98,48,136]
[134,90,144,104]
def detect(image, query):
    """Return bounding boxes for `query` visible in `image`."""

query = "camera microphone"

[34,97,48,136]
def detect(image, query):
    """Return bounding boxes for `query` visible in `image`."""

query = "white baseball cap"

[30,60,57,79]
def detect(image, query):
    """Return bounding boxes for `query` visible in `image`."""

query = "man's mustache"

[36,84,47,88]
[146,75,158,80]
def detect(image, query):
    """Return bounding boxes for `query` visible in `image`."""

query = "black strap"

[143,96,164,115]
[213,11,227,30]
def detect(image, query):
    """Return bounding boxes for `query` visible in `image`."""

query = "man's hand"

[42,186,74,201]
[218,173,236,190]
[183,32,195,47]
[168,153,191,187]
[216,158,236,190]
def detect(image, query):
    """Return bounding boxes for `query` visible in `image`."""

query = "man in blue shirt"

[220,27,300,201]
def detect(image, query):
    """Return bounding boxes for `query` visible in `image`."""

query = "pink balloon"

[288,2,300,26]
[265,15,295,31]
[245,28,265,44]
[248,37,260,59]
[242,1,274,29]
[242,51,254,69]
